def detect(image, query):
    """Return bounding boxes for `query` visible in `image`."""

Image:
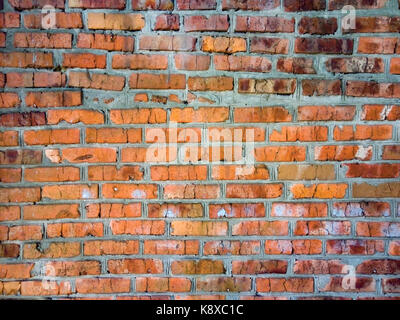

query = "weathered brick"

[184,15,229,32]
[88,13,144,30]
[236,16,294,33]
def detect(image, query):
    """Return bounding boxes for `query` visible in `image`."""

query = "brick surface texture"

[0,0,400,300]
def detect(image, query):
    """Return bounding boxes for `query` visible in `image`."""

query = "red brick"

[215,55,272,72]
[14,33,72,49]
[326,57,384,73]
[86,128,141,144]
[110,108,166,124]
[210,203,264,219]
[284,0,325,11]
[110,220,164,236]
[0,131,18,146]
[265,240,322,255]
[47,109,104,125]
[8,0,65,9]
[294,260,346,275]
[172,260,225,275]
[239,78,296,94]
[86,203,141,218]
[203,36,246,53]
[232,221,288,236]
[389,241,400,256]
[0,13,20,28]
[383,279,400,293]
[0,150,42,165]
[298,106,355,121]
[362,105,400,121]
[277,58,315,74]
[175,54,210,71]
[0,111,46,127]
[222,0,280,10]
[45,261,100,276]
[0,168,21,183]
[0,93,20,108]
[136,277,191,292]
[132,0,173,10]
[332,202,391,218]
[295,38,353,54]
[345,163,400,178]
[344,17,400,33]
[24,13,82,29]
[203,241,260,256]
[333,125,392,141]
[347,81,400,98]
[0,206,20,221]
[196,277,251,292]
[299,17,337,34]
[24,242,80,259]
[26,91,81,108]
[63,53,106,69]
[188,77,233,91]
[69,0,126,8]
[144,240,199,255]
[84,240,139,255]
[291,184,348,199]
[140,35,196,51]
[383,146,400,160]
[0,244,20,258]
[76,278,130,294]
[358,37,400,54]
[251,37,289,54]
[328,0,389,10]
[255,146,306,162]
[109,259,163,274]
[88,13,144,30]
[77,33,134,51]
[154,14,179,31]
[177,0,216,9]
[8,225,42,241]
[257,278,314,292]
[112,54,168,70]
[302,79,342,96]
[151,166,207,181]
[315,145,372,161]
[148,204,202,218]
[271,203,327,218]
[102,184,157,199]
[236,16,294,33]
[24,129,80,145]
[47,222,103,238]
[270,126,328,142]
[356,221,400,237]
[327,240,384,255]
[163,184,220,199]
[24,204,80,220]
[130,73,185,90]
[320,277,375,292]
[294,220,351,236]
[21,281,72,296]
[69,72,125,91]
[184,15,229,32]
[0,188,40,203]
[0,52,53,68]
[42,184,98,200]
[25,167,80,182]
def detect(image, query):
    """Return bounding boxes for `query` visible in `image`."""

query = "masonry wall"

[0,0,400,300]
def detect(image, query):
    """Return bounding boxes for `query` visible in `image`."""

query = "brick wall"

[0,0,400,300]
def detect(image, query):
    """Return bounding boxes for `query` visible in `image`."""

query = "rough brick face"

[0,0,399,301]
